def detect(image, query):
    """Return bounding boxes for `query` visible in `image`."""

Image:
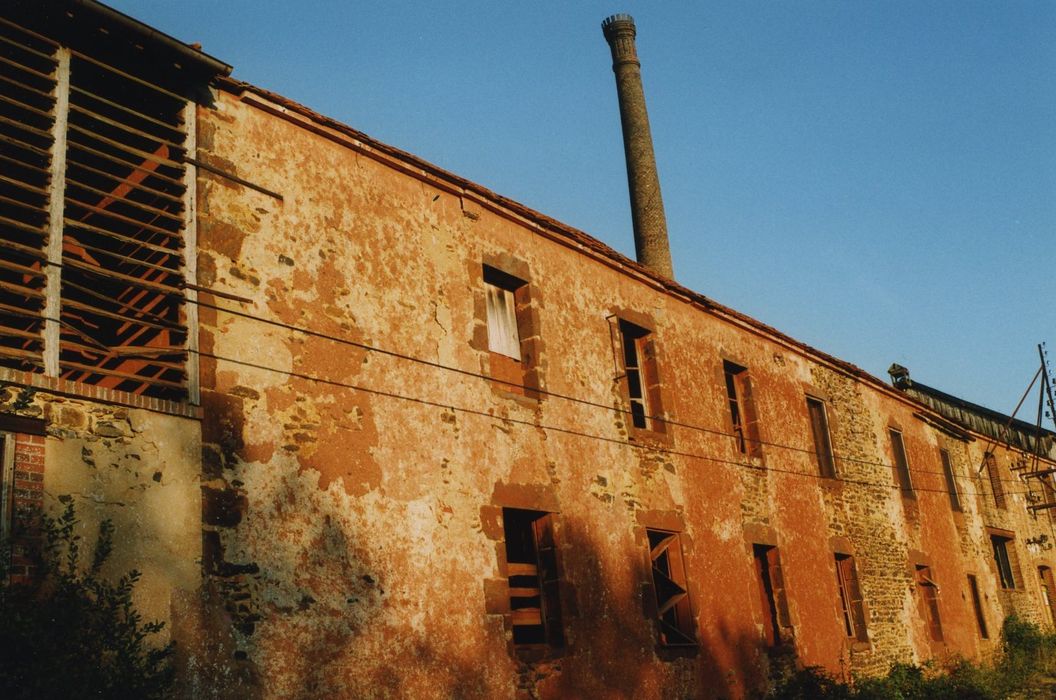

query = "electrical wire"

[191,296,1054,489]
[193,347,1049,503]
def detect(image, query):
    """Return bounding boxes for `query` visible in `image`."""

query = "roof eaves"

[211,76,950,410]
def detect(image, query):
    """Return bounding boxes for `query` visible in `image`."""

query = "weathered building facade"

[2,3,1056,698]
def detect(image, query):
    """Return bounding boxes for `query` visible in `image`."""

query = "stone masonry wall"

[189,85,1056,699]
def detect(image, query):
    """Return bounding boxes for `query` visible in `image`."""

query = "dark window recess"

[985,453,1005,510]
[914,564,944,642]
[967,574,989,639]
[991,535,1016,590]
[806,397,835,478]
[0,19,57,374]
[619,320,661,432]
[835,554,868,642]
[753,544,792,647]
[646,528,696,646]
[889,429,913,497]
[724,361,761,458]
[940,449,961,512]
[503,508,563,648]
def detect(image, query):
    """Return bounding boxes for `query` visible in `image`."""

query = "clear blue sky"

[110,1,1055,420]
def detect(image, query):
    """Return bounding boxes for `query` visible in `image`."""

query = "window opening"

[967,574,989,639]
[889,429,914,497]
[646,528,696,646]
[914,564,943,642]
[991,534,1016,590]
[619,320,652,430]
[1040,567,1056,627]
[940,449,961,511]
[502,508,563,648]
[753,544,792,647]
[483,266,522,361]
[834,553,867,642]
[985,452,1005,510]
[806,397,835,478]
[724,361,761,458]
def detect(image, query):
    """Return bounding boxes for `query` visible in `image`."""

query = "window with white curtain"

[485,275,521,361]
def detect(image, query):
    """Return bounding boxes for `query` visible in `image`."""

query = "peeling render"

[1,5,1055,700]
[183,83,1056,698]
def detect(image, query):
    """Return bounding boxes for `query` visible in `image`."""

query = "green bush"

[0,502,174,699]
[767,616,1056,700]
[767,666,852,700]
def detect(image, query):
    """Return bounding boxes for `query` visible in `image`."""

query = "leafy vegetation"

[767,615,1056,700]
[0,502,175,699]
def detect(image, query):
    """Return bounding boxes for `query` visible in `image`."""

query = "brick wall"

[8,433,44,585]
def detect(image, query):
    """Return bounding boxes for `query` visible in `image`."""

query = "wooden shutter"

[532,513,564,647]
[890,430,913,494]
[940,449,961,511]
[986,454,1005,509]
[648,529,695,646]
[835,556,854,637]
[967,574,989,639]
[767,547,792,631]
[843,556,868,641]
[753,547,779,646]
[807,398,835,477]
[915,566,944,642]
[740,374,762,458]
[1039,567,1056,626]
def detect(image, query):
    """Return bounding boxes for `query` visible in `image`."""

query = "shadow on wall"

[547,517,774,700]
[191,465,501,700]
[191,473,776,698]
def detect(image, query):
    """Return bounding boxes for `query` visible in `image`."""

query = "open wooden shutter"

[648,529,695,646]
[915,566,944,642]
[532,513,564,647]
[740,374,762,458]
[843,556,868,641]
[767,547,793,631]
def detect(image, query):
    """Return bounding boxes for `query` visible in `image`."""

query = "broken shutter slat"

[65,178,185,223]
[60,359,186,389]
[70,84,184,136]
[64,197,183,238]
[67,140,186,188]
[62,219,181,256]
[61,258,182,295]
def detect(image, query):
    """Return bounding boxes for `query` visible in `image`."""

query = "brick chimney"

[602,14,673,279]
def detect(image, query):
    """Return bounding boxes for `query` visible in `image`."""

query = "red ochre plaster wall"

[188,85,1056,699]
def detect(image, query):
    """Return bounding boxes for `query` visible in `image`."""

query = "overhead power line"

[191,296,1052,487]
[193,347,1046,504]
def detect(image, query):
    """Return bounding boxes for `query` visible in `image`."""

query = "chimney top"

[602,14,635,31]
[601,13,674,278]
